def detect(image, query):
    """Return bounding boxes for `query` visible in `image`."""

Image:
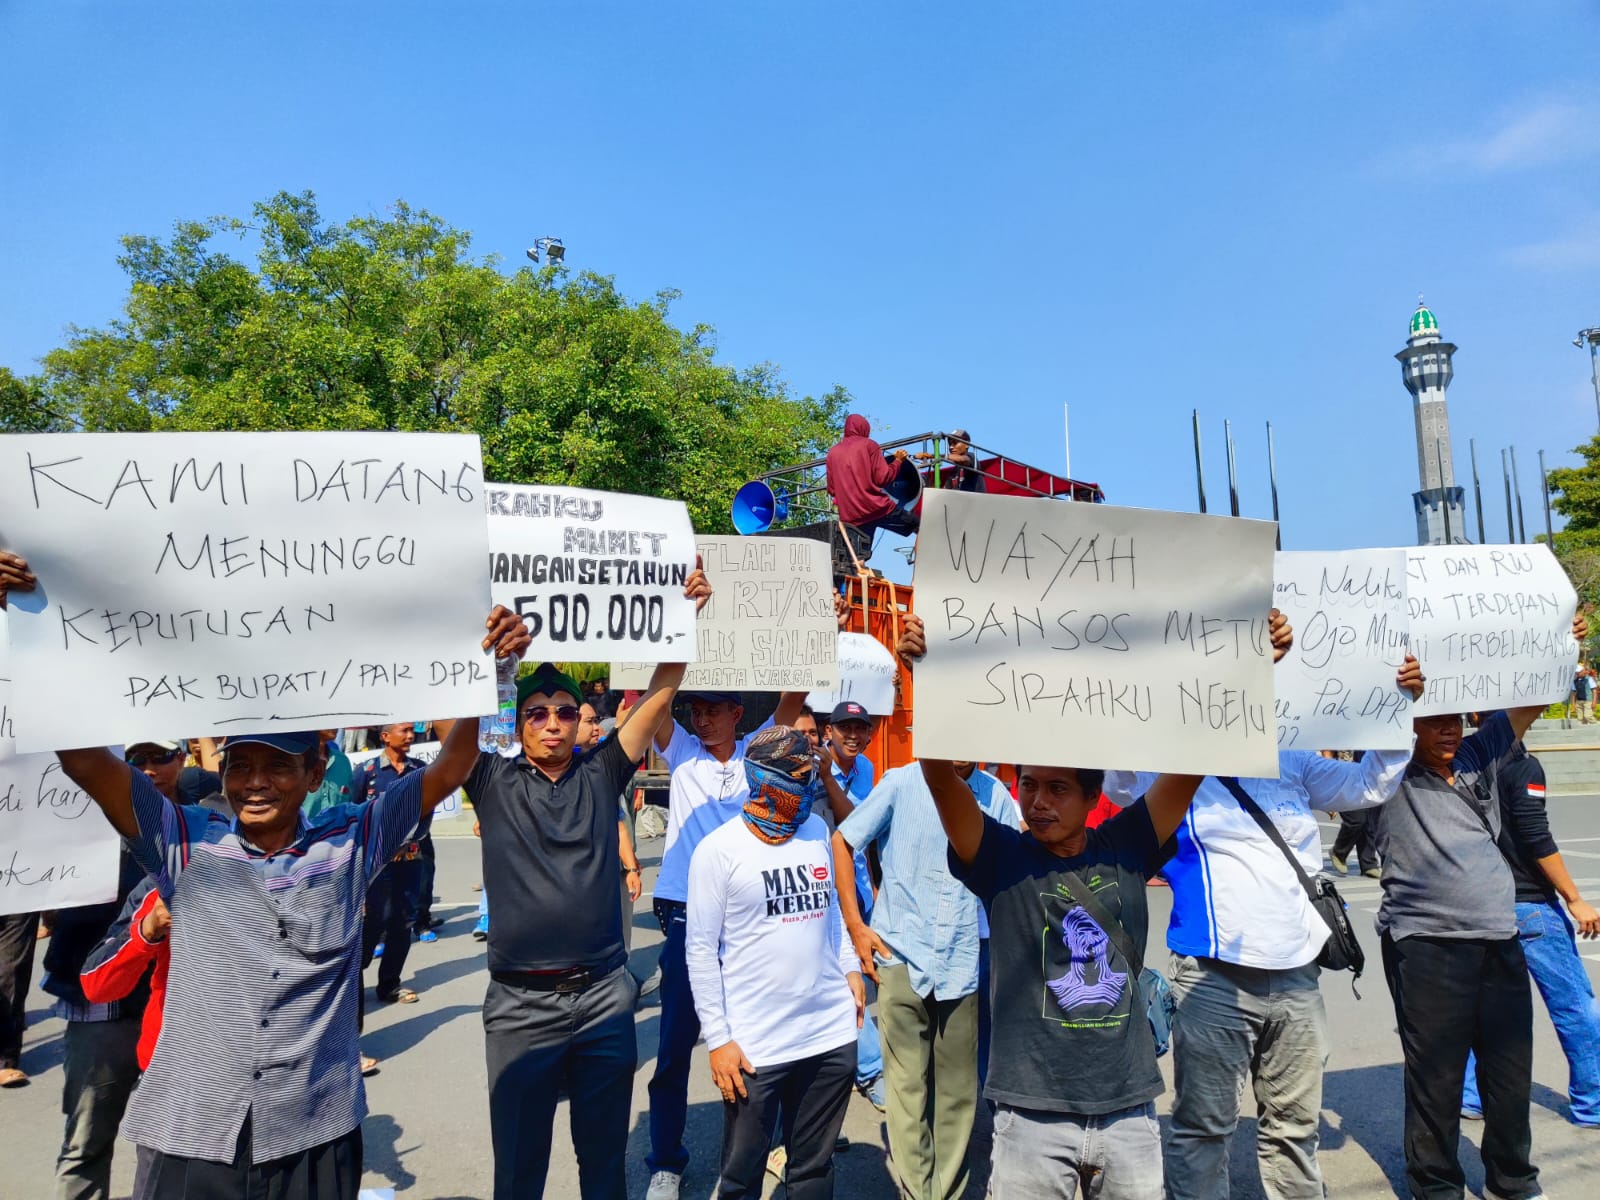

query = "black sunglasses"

[521,704,581,727]
[127,749,182,768]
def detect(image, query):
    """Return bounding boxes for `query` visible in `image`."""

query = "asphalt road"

[7,797,1600,1199]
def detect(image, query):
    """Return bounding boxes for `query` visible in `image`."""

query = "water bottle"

[479,653,521,753]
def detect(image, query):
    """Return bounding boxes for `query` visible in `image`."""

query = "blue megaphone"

[731,480,789,535]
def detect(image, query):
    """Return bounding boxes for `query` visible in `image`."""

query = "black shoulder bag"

[1058,870,1176,1056]
[1216,777,1366,992]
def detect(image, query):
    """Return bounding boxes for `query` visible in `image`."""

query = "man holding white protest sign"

[1375,598,1588,1200]
[1,544,530,1200]
[898,605,1294,1199]
[428,561,713,1200]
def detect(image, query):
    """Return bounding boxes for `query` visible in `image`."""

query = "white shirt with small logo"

[685,813,861,1068]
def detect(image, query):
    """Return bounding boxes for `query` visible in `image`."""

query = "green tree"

[1544,434,1600,620]
[0,366,72,431]
[23,191,849,532]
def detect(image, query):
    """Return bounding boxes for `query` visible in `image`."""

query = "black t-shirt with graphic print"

[949,799,1173,1115]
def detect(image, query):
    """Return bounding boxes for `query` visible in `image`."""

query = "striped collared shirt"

[118,765,423,1163]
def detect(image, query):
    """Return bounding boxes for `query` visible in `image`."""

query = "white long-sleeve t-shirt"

[1104,748,1410,969]
[685,813,861,1068]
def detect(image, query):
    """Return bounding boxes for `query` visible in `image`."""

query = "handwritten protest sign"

[0,433,498,753]
[347,742,463,821]
[611,536,837,692]
[805,634,899,716]
[486,484,698,664]
[1,608,122,915]
[912,491,1280,775]
[1272,549,1412,750]
[1406,544,1578,717]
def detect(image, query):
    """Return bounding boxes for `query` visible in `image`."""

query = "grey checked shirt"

[118,764,423,1163]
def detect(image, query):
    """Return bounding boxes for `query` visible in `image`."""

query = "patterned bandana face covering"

[741,726,821,845]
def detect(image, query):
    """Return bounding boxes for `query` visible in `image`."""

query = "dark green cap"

[517,663,583,709]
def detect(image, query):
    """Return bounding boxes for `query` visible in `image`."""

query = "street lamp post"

[1577,328,1600,433]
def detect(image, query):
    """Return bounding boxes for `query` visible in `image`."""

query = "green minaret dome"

[1410,300,1438,337]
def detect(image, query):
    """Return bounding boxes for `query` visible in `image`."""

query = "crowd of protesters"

[3,512,1600,1200]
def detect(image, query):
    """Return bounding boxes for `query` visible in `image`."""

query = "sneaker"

[1329,853,1349,875]
[472,916,489,941]
[373,942,385,958]
[417,930,439,943]
[645,1170,681,1200]
[1362,867,1381,879]
[765,1146,788,1180]
[857,1075,887,1112]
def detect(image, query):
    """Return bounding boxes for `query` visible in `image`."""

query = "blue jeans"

[856,995,883,1087]
[990,1101,1164,1199]
[1464,900,1600,1125]
[648,900,698,1175]
[854,864,884,1087]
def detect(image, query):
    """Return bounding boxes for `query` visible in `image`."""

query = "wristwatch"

[622,866,640,876]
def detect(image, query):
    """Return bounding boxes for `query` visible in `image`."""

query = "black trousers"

[362,857,421,998]
[0,910,40,1070]
[1381,933,1539,1200]
[1331,809,1379,872]
[484,964,637,1200]
[718,1042,856,1200]
[134,1117,362,1200]
[412,836,436,931]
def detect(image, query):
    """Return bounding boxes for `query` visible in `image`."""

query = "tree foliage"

[1543,434,1600,617]
[14,191,849,533]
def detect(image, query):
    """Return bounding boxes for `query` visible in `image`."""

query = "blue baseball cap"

[224,731,319,755]
[828,701,874,726]
[684,691,742,706]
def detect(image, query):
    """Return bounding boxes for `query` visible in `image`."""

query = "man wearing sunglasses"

[0,544,531,1200]
[1374,612,1588,1200]
[430,564,713,1200]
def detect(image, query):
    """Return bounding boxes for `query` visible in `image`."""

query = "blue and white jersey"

[1105,750,1409,969]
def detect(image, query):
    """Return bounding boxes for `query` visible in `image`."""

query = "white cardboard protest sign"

[806,633,899,716]
[1405,544,1578,717]
[912,491,1280,776]
[611,536,837,692]
[1272,550,1412,750]
[0,432,498,753]
[347,741,462,821]
[0,608,122,915]
[486,484,698,664]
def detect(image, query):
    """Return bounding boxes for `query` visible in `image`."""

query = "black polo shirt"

[465,736,635,972]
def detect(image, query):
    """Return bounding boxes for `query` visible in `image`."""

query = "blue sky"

[2,1,1596,553]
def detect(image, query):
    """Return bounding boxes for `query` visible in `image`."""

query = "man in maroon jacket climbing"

[824,413,919,536]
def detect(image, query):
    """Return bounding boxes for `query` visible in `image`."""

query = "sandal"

[360,1056,381,1076]
[378,988,419,1004]
[0,1067,29,1088]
